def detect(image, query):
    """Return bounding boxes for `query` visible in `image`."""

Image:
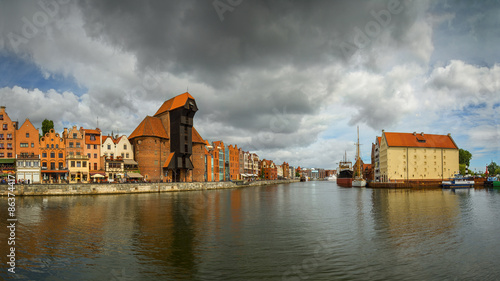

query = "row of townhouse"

[2,92,298,184]
[203,140,296,182]
[0,106,139,184]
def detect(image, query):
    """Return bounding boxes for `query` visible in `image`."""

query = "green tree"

[41,119,54,136]
[459,164,466,175]
[487,161,500,176]
[459,149,472,167]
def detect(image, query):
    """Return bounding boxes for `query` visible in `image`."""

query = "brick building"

[0,106,18,179]
[261,159,277,180]
[129,92,206,182]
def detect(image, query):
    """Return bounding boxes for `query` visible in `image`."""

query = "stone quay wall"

[0,179,300,196]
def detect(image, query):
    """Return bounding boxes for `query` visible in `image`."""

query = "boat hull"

[337,177,352,187]
[352,179,366,187]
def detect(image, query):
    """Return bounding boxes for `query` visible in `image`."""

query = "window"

[87,144,91,149]
[42,162,47,168]
[94,153,97,158]
[124,144,127,150]
[73,133,77,138]
[46,144,49,148]
[2,124,7,130]
[59,153,63,158]
[51,144,54,148]
[20,143,28,147]
[42,152,47,158]
[0,143,3,149]
[126,153,129,158]
[121,153,124,158]
[83,161,87,168]
[26,133,29,138]
[58,162,63,169]
[76,142,80,148]
[50,152,55,158]
[50,162,55,170]
[56,144,59,148]
[0,153,3,157]
[0,134,3,140]
[7,134,12,140]
[0,114,3,120]
[7,153,12,157]
[69,152,74,156]
[107,145,111,150]
[94,145,97,149]
[88,153,91,159]
[31,143,34,147]
[94,163,97,170]
[90,135,96,141]
[69,142,74,148]
[77,161,81,168]
[7,143,12,149]
[18,161,24,167]
[71,161,75,167]
[34,162,39,167]
[76,152,80,156]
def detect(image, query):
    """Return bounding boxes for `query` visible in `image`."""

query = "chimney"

[421,132,424,136]
[413,132,417,136]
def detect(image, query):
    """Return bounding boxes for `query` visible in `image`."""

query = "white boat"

[352,126,366,187]
[442,174,474,189]
[326,175,337,181]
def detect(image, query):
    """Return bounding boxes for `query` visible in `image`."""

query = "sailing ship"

[337,151,353,187]
[352,126,366,187]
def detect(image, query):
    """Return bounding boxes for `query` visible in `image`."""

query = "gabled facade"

[83,128,102,173]
[15,119,41,183]
[261,159,277,180]
[379,131,459,182]
[228,144,240,180]
[63,126,89,183]
[0,106,18,179]
[40,129,67,183]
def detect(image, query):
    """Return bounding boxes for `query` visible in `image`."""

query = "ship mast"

[356,126,361,178]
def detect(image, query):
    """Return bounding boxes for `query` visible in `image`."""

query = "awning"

[123,159,138,165]
[91,174,105,178]
[0,159,16,164]
[127,173,143,178]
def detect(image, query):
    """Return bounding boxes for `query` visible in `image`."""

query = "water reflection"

[1,183,500,280]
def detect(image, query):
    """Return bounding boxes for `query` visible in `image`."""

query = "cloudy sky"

[0,0,499,171]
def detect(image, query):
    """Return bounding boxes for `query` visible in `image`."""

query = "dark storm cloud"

[77,0,422,85]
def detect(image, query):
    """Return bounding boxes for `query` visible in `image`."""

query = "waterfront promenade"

[0,179,299,196]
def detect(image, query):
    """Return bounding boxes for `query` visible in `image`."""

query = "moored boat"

[352,126,366,187]
[442,174,475,189]
[485,177,500,188]
[337,152,353,187]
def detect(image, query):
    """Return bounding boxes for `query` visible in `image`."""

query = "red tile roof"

[163,152,175,168]
[154,92,195,117]
[192,127,205,144]
[128,116,169,140]
[383,132,458,149]
[377,137,381,146]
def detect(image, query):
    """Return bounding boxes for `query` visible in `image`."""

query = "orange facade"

[40,129,67,183]
[228,144,240,180]
[15,119,40,157]
[83,128,102,172]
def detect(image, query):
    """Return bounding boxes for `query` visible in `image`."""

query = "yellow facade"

[379,132,459,182]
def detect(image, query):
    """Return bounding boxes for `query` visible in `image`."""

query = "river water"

[1,181,500,280]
